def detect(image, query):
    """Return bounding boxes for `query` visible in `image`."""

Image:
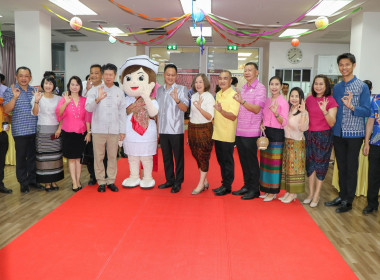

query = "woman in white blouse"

[279,87,309,203]
[188,74,215,195]
[31,76,64,191]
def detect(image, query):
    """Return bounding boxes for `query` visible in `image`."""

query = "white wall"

[65,41,136,82]
[268,42,349,78]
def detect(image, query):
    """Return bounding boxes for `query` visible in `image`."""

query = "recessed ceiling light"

[238,58,247,61]
[180,0,211,14]
[306,0,353,16]
[189,27,212,37]
[49,0,97,15]
[98,27,128,36]
[279,29,309,38]
[238,53,252,57]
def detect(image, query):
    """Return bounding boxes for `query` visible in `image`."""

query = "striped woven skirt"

[280,138,306,193]
[36,124,64,183]
[188,122,213,172]
[259,127,284,194]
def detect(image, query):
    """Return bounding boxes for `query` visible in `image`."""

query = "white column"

[14,11,51,86]
[350,12,380,94]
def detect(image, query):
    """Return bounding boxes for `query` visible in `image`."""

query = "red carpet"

[0,140,357,279]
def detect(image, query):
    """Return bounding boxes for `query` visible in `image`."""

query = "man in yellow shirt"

[212,71,240,196]
[0,95,12,193]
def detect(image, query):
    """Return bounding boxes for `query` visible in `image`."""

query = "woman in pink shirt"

[56,76,91,192]
[304,74,338,207]
[260,76,289,201]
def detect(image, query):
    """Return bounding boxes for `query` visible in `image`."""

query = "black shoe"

[324,197,342,207]
[107,184,119,192]
[98,184,106,193]
[29,183,44,190]
[45,187,53,192]
[51,184,59,191]
[0,185,12,194]
[88,178,97,186]
[362,205,378,214]
[214,187,231,196]
[232,187,248,196]
[335,201,352,213]
[171,184,181,193]
[72,186,80,192]
[158,182,173,189]
[241,191,260,200]
[212,185,224,192]
[20,185,30,193]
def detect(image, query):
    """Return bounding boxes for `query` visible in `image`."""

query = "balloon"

[315,16,329,30]
[196,36,206,46]
[291,38,300,47]
[109,36,117,44]
[69,17,82,31]
[192,10,204,22]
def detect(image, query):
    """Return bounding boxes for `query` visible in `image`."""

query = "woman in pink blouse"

[260,76,289,201]
[55,76,92,192]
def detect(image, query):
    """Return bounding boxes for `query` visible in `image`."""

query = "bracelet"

[176,100,180,104]
[35,102,39,105]
[242,100,246,105]
[323,111,329,116]
[275,113,279,118]
[351,105,354,110]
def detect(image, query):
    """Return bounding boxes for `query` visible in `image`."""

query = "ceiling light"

[97,27,128,36]
[306,0,353,16]
[238,58,247,61]
[0,15,3,18]
[279,29,309,38]
[49,0,97,15]
[180,0,211,14]
[238,53,252,57]
[190,27,212,37]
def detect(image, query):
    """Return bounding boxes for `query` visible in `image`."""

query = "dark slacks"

[159,134,184,184]
[0,131,9,186]
[333,136,363,203]
[13,134,37,187]
[214,140,235,190]
[367,144,380,208]
[236,136,260,193]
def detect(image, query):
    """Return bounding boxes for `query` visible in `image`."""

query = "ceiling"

[0,0,379,47]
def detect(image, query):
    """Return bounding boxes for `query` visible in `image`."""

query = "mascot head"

[120,55,159,97]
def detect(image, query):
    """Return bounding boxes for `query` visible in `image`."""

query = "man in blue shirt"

[3,67,42,193]
[325,53,371,213]
[362,95,380,214]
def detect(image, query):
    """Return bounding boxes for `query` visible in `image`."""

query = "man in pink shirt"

[232,62,267,199]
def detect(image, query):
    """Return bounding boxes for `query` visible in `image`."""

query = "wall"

[268,42,349,78]
[65,41,136,82]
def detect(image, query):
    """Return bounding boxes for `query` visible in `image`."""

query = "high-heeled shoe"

[259,193,268,198]
[282,194,297,203]
[192,186,206,195]
[263,194,277,202]
[310,197,320,208]
[303,198,313,204]
[204,183,209,190]
[278,192,289,201]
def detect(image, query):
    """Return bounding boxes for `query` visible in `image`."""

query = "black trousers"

[214,140,235,190]
[367,144,380,208]
[0,131,9,186]
[333,136,363,203]
[87,141,108,180]
[13,134,37,187]
[236,136,259,193]
[159,134,184,184]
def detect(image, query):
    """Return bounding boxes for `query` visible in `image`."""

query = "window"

[275,68,312,95]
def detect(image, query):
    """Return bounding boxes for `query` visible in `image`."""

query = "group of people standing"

[0,52,379,215]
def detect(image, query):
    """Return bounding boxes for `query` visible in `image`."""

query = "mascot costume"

[119,55,159,189]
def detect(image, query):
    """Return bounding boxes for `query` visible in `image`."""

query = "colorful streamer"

[109,0,182,21]
[0,25,4,48]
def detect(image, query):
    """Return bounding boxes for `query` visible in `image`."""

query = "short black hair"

[311,74,331,97]
[44,71,56,79]
[269,76,283,85]
[283,83,289,87]
[101,63,117,74]
[41,76,57,92]
[90,64,102,71]
[231,77,238,86]
[337,53,356,64]
[363,80,372,92]
[0,74,5,83]
[85,74,90,81]
[164,64,177,73]
[245,62,258,70]
[16,66,32,76]
[67,76,83,96]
